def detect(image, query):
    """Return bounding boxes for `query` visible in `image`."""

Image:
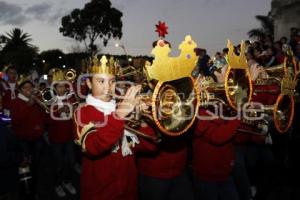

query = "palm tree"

[1,28,38,73]
[248,15,274,40]
[2,28,34,51]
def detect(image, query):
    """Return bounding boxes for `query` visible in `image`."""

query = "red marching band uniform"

[193,108,240,182]
[137,136,188,179]
[235,82,280,144]
[47,92,77,144]
[73,55,156,200]
[10,88,45,141]
[47,96,75,144]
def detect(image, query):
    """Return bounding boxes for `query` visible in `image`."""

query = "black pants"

[193,176,239,200]
[138,170,194,200]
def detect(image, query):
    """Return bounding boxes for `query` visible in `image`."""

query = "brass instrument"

[255,46,297,86]
[239,92,294,134]
[64,68,77,82]
[114,35,201,137]
[151,77,200,136]
[31,88,56,113]
[117,65,141,78]
[117,74,200,137]
[33,88,78,114]
[252,49,297,133]
[198,41,253,110]
[198,68,253,110]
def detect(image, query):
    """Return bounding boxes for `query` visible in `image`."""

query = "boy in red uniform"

[137,134,194,200]
[10,79,46,196]
[47,69,77,197]
[192,107,240,200]
[73,56,155,200]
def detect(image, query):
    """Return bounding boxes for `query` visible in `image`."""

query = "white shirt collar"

[17,93,29,102]
[86,94,116,115]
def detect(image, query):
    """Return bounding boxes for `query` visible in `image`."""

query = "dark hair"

[152,40,171,48]
[18,80,33,90]
[194,48,206,56]
[39,82,46,87]
[247,47,255,57]
[5,66,17,73]
[222,48,229,54]
[280,36,288,42]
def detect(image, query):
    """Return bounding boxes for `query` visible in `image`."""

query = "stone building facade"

[270,0,300,40]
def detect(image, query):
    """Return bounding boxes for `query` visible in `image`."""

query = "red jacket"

[10,97,46,140]
[137,135,188,179]
[192,109,240,181]
[252,84,280,105]
[73,104,155,200]
[47,97,75,144]
[235,123,266,145]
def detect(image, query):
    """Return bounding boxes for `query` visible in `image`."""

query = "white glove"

[265,133,273,145]
[121,130,140,156]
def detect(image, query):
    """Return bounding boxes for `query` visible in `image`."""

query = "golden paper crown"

[52,69,65,81]
[87,55,118,75]
[17,74,31,86]
[281,73,296,96]
[145,35,198,82]
[226,40,248,69]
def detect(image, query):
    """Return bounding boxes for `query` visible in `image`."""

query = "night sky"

[0,0,272,56]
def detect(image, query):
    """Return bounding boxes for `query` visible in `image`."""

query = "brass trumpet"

[32,88,78,114]
[64,68,77,82]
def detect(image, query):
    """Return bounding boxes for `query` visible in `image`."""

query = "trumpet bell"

[151,76,200,136]
[225,68,253,110]
[64,69,77,82]
[41,88,57,105]
[273,94,295,134]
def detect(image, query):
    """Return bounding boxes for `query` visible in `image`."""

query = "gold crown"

[17,74,31,86]
[226,40,248,69]
[52,69,65,81]
[145,35,198,82]
[87,55,118,75]
[281,73,296,96]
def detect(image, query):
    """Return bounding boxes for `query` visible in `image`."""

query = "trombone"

[32,88,78,114]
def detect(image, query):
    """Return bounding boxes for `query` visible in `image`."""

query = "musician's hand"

[214,64,227,83]
[250,63,265,81]
[116,85,141,119]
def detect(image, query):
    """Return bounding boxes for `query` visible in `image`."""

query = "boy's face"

[7,69,18,83]
[87,73,116,102]
[55,83,67,96]
[20,83,33,98]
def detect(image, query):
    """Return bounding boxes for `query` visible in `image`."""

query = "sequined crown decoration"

[145,35,198,82]
[281,73,296,96]
[227,40,248,69]
[87,55,118,75]
[52,69,65,81]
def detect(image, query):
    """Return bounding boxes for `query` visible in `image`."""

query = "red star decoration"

[155,21,168,38]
